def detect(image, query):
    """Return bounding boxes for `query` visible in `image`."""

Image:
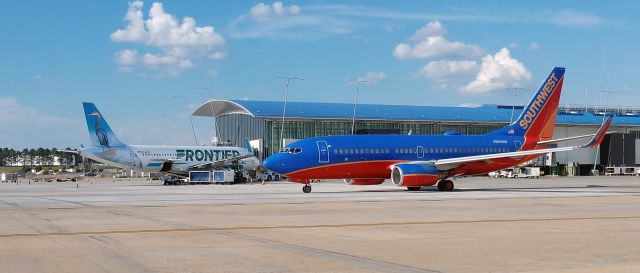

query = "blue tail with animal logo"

[82,102,125,148]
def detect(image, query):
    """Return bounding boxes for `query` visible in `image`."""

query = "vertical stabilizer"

[82,102,125,147]
[489,67,565,144]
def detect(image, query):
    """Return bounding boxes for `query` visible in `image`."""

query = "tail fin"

[489,67,565,142]
[244,138,252,153]
[82,102,125,147]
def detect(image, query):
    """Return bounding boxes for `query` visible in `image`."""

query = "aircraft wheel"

[302,184,312,193]
[437,180,445,191]
[443,180,454,191]
[407,187,421,191]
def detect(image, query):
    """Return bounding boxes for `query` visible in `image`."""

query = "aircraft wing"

[188,153,254,170]
[413,115,613,171]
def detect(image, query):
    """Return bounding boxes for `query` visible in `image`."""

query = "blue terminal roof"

[216,100,640,127]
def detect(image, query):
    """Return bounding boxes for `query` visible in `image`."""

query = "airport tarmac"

[1,176,640,273]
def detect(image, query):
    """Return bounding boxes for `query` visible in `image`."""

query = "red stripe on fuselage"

[286,160,406,183]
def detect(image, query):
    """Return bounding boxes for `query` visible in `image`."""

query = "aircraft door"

[316,141,330,163]
[416,146,424,158]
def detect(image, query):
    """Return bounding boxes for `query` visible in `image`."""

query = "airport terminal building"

[193,100,640,171]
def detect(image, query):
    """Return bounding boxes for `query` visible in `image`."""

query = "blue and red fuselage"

[263,133,535,184]
[264,67,566,187]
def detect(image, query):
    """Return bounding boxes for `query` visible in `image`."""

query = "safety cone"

[76,183,79,188]
[261,180,266,185]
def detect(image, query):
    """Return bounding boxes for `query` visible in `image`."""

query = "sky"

[1,0,639,149]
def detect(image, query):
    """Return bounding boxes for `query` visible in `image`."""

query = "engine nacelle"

[391,163,439,187]
[343,178,386,185]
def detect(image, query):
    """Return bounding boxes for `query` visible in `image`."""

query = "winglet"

[581,115,613,148]
[244,138,252,153]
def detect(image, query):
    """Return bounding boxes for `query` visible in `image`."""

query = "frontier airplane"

[76,103,260,181]
[264,67,613,193]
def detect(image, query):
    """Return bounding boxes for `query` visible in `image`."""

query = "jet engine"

[343,178,386,185]
[391,163,439,187]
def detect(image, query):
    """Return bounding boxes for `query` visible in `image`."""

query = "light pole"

[506,87,529,123]
[275,76,304,149]
[195,87,220,144]
[345,80,369,134]
[172,95,198,146]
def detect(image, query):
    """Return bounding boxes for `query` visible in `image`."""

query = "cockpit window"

[280,147,302,154]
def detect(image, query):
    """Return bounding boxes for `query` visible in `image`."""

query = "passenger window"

[339,149,344,154]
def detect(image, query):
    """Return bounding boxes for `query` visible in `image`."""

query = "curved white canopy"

[191,100,255,117]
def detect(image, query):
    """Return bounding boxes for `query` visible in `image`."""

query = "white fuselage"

[81,144,260,174]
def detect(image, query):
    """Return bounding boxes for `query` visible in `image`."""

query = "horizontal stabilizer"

[580,115,613,148]
[538,131,618,145]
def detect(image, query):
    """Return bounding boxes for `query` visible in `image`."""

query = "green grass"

[0,166,22,173]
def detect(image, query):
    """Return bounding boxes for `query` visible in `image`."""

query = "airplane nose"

[263,156,278,171]
[262,155,282,173]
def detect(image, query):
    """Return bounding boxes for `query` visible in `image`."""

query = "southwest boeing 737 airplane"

[76,103,260,181]
[263,67,613,193]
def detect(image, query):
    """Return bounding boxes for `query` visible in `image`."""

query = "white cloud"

[357,71,386,84]
[528,42,541,51]
[250,2,300,21]
[549,9,602,27]
[115,49,139,65]
[229,4,607,40]
[393,20,484,60]
[110,1,147,42]
[410,20,445,41]
[228,5,352,40]
[111,1,226,75]
[418,60,479,82]
[463,48,531,93]
[395,21,530,93]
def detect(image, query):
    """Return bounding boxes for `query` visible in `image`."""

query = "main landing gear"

[302,184,312,193]
[437,179,454,192]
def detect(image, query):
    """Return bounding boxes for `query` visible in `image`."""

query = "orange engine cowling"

[344,178,386,185]
[391,163,439,187]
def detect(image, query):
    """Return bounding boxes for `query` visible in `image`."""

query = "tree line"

[0,147,81,167]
